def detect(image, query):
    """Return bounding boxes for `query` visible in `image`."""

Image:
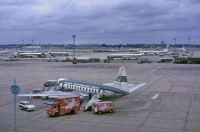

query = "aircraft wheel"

[54,112,59,117]
[71,110,77,114]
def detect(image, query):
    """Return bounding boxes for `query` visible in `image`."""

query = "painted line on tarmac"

[151,94,159,99]
[115,102,152,112]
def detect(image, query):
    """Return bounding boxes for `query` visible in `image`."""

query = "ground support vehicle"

[92,101,114,114]
[47,96,80,117]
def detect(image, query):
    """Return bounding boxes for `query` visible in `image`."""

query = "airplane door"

[99,89,104,97]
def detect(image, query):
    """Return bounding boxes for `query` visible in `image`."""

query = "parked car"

[19,101,35,111]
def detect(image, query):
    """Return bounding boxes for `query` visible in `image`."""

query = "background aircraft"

[140,44,169,55]
[107,53,144,60]
[0,50,9,54]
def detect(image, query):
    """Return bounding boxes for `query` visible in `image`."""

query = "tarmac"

[0,60,200,132]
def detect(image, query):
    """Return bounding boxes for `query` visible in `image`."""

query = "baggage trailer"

[47,96,80,117]
[92,101,114,114]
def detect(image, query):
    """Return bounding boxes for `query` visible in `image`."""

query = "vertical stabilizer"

[181,46,186,52]
[114,66,128,92]
[163,44,169,52]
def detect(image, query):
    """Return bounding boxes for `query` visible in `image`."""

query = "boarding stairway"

[81,94,100,111]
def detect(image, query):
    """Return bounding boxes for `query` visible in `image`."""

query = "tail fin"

[114,66,128,92]
[181,46,186,52]
[163,44,169,52]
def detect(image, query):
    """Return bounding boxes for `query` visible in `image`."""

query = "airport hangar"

[0,61,200,132]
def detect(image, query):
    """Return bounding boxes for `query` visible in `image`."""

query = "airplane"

[16,50,38,54]
[59,66,146,110]
[48,51,70,57]
[14,52,46,58]
[140,44,169,55]
[18,67,146,110]
[175,46,187,52]
[107,52,144,60]
[0,50,9,54]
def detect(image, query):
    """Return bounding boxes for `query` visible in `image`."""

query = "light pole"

[10,80,20,132]
[31,39,34,45]
[188,37,193,56]
[188,37,191,45]
[173,37,176,49]
[72,34,77,64]
[174,37,176,45]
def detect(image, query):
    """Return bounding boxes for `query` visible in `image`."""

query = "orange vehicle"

[47,96,80,117]
[92,101,114,114]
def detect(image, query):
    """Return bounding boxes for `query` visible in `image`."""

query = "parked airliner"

[19,67,146,110]
[107,53,144,60]
[140,44,169,55]
[0,50,9,54]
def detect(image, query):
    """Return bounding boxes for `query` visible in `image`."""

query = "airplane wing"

[18,91,88,99]
[103,82,146,93]
[19,93,50,97]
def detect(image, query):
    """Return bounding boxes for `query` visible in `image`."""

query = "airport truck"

[47,96,80,117]
[92,101,115,114]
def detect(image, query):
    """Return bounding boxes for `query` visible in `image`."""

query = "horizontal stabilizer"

[104,82,146,93]
[128,83,146,93]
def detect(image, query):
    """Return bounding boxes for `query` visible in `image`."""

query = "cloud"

[0,0,199,44]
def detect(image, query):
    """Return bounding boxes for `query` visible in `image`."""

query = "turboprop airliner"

[58,67,145,96]
[19,67,146,110]
[59,66,146,110]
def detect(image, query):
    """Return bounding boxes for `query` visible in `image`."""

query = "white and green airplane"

[19,67,146,110]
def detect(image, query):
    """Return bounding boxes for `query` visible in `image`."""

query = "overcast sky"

[0,0,199,44]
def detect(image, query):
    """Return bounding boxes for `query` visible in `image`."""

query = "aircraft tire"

[54,112,59,117]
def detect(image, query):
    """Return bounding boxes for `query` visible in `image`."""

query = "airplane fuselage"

[59,79,127,99]
[59,81,104,96]
[108,53,143,60]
